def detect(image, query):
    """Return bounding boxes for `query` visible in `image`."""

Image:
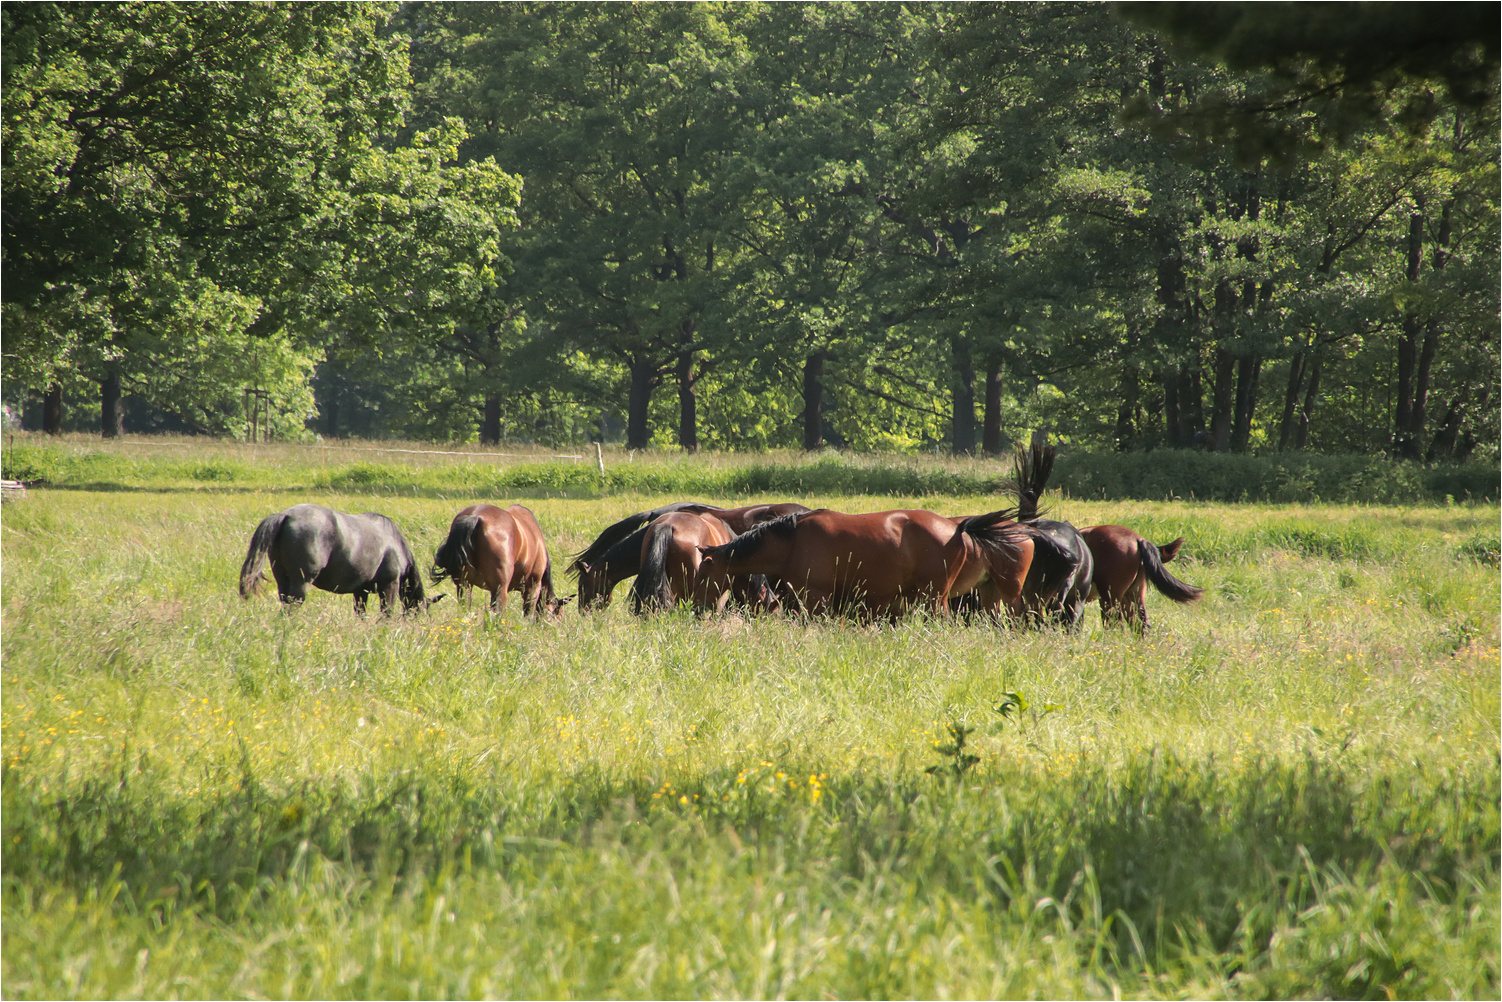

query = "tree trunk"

[950,339,976,455]
[802,351,826,451]
[626,358,656,451]
[1393,197,1425,459]
[1114,365,1139,451]
[1410,199,1452,459]
[676,350,698,453]
[1208,347,1236,451]
[101,370,124,438]
[481,395,501,445]
[1425,388,1466,462]
[1294,357,1321,450]
[1230,354,1261,452]
[323,398,339,439]
[1278,351,1306,451]
[1163,368,1181,446]
[982,363,1004,455]
[1181,366,1205,445]
[43,383,63,435]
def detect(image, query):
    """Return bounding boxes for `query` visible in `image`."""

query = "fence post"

[595,442,606,477]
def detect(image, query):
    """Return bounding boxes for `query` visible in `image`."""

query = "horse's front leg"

[353,591,368,615]
[490,587,508,616]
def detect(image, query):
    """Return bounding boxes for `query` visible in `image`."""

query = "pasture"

[2,445,1498,999]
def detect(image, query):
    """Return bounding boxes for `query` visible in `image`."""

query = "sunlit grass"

[3,474,1498,998]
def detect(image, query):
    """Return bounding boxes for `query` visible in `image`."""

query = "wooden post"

[595,442,606,477]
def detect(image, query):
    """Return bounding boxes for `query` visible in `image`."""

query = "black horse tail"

[239,512,287,598]
[630,523,676,614]
[432,513,482,584]
[955,507,1026,560]
[1139,538,1203,603]
[1013,443,1056,522]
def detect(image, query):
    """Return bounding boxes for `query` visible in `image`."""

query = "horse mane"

[566,502,722,576]
[699,510,805,562]
[1014,443,1055,522]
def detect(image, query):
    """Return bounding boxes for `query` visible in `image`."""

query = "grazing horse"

[571,501,809,609]
[696,508,1024,622]
[1080,525,1202,630]
[239,504,432,615]
[949,443,1092,629]
[431,504,570,618]
[629,510,739,614]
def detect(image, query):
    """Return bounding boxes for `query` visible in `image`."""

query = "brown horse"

[1079,525,1202,630]
[629,510,741,614]
[431,504,570,617]
[697,508,1024,621]
[571,502,809,609]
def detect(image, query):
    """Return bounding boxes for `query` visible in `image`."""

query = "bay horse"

[571,501,809,609]
[431,504,570,617]
[1080,525,1202,630]
[629,510,740,614]
[239,504,433,615]
[696,507,1024,622]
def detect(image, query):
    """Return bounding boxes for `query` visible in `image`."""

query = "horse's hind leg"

[272,565,307,608]
[378,580,399,616]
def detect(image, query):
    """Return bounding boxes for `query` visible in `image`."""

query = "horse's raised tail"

[432,513,483,585]
[239,512,287,598]
[1014,443,1056,522]
[630,523,676,614]
[1139,538,1203,603]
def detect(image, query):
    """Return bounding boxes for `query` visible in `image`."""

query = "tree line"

[5,2,1497,462]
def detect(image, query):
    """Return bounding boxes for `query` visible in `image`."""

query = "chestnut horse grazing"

[697,508,1024,621]
[629,510,740,614]
[239,504,432,615]
[431,504,570,617]
[1080,525,1202,630]
[571,502,809,609]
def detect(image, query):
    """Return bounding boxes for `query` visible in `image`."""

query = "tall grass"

[2,465,1498,998]
[4,432,1497,503]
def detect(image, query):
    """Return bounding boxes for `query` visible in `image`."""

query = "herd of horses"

[239,446,1203,632]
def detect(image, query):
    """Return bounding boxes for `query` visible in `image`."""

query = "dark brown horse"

[431,504,570,617]
[1080,525,1202,630]
[629,510,741,614]
[697,508,1024,621]
[571,502,809,609]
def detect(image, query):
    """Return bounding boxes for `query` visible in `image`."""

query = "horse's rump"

[239,511,288,598]
[1138,538,1202,603]
[432,512,485,584]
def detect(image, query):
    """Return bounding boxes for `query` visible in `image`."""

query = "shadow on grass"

[4,750,1494,964]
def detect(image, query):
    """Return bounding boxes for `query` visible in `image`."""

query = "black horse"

[950,443,1094,630]
[239,504,434,614]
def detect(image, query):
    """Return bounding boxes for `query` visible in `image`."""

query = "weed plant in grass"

[2,475,1498,998]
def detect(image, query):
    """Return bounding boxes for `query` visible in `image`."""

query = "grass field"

[2,440,1498,998]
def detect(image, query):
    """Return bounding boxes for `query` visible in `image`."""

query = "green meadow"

[2,439,1498,999]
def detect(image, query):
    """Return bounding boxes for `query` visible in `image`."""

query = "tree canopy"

[5,1,1496,462]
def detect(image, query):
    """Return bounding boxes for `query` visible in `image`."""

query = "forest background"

[4,1,1499,466]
